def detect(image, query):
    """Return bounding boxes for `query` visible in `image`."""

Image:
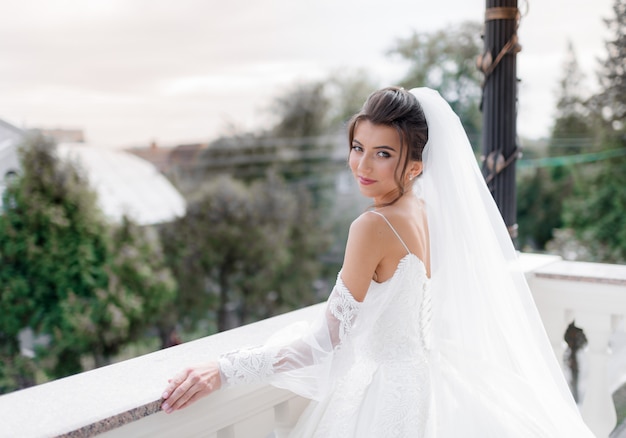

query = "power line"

[517,148,626,169]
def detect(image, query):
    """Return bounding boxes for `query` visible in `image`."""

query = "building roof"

[125,143,173,173]
[0,118,25,160]
[57,143,186,226]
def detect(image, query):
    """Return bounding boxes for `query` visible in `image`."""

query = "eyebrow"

[352,139,397,152]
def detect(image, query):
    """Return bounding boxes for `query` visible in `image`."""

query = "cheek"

[348,152,359,171]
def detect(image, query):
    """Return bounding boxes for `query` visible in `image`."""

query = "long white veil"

[412,87,594,436]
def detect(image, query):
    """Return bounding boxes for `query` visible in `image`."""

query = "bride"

[161,87,595,437]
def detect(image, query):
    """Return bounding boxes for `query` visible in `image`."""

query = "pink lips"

[358,176,376,186]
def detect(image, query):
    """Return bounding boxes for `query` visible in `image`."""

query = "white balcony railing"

[524,254,626,437]
[1,253,625,438]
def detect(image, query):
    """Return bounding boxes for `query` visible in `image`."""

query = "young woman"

[161,87,595,437]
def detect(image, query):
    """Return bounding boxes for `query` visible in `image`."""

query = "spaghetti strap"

[368,211,411,255]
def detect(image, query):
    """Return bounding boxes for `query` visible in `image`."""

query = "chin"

[357,187,376,198]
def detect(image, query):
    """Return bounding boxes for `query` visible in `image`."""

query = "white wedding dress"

[218,88,596,437]
[221,213,431,437]
[289,223,431,437]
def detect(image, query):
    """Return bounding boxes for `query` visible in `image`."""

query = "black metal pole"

[481,0,521,240]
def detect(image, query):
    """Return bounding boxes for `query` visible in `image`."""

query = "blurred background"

[0,0,624,420]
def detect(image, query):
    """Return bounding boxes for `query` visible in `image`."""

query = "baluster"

[577,312,617,438]
[274,396,310,438]
[538,306,573,369]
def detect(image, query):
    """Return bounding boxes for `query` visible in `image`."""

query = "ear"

[407,161,423,180]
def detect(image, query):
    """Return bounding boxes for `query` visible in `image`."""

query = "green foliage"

[324,70,380,127]
[168,73,372,336]
[517,41,592,252]
[388,21,483,148]
[160,174,328,333]
[0,345,37,394]
[0,135,176,390]
[560,145,626,263]
[597,0,626,126]
[550,41,595,154]
[271,81,332,138]
[0,135,110,378]
[517,167,571,251]
[259,182,331,314]
[194,73,378,214]
[56,219,176,368]
[553,1,626,263]
[519,6,626,262]
[269,72,379,138]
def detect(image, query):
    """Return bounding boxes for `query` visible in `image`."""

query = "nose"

[356,153,371,174]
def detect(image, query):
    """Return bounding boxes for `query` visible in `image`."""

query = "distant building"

[0,118,185,225]
[58,143,186,225]
[125,141,209,194]
[125,141,174,174]
[0,119,24,207]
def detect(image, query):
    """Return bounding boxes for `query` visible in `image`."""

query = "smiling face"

[347,87,428,206]
[349,120,418,205]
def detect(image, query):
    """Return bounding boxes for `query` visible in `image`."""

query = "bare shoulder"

[349,210,387,236]
[341,212,388,301]
[348,210,399,249]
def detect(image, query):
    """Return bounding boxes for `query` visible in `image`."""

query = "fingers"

[178,390,207,410]
[161,362,221,414]
[161,369,189,401]
[162,368,195,414]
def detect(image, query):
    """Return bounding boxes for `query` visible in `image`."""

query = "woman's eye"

[351,145,363,152]
[377,151,391,158]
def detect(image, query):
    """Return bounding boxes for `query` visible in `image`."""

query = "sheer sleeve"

[217,275,361,399]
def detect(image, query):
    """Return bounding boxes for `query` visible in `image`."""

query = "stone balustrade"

[0,304,319,438]
[525,254,626,438]
[1,253,625,438]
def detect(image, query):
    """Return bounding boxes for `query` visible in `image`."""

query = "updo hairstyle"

[348,86,428,205]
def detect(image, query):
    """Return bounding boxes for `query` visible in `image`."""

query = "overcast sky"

[0,0,615,148]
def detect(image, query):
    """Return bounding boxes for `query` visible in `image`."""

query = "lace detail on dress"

[372,359,430,438]
[326,279,360,345]
[218,277,362,388]
[294,258,432,437]
[219,345,279,387]
[419,281,432,352]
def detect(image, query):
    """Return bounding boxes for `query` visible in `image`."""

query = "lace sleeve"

[218,278,361,389]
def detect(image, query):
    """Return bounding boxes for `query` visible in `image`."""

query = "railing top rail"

[0,304,323,438]
[533,260,626,286]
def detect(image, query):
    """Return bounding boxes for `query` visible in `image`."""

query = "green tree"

[550,41,594,154]
[160,174,327,333]
[270,81,332,138]
[323,70,379,128]
[166,73,373,336]
[557,0,626,262]
[0,135,176,391]
[388,21,483,148]
[195,74,376,210]
[59,218,176,368]
[517,167,566,250]
[598,0,626,128]
[258,182,331,315]
[0,135,110,383]
[517,42,592,251]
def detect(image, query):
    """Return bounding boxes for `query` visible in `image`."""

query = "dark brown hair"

[348,86,428,206]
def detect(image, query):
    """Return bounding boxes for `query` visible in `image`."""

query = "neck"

[373,184,414,208]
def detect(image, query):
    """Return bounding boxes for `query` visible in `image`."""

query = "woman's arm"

[341,212,386,301]
[160,278,362,413]
[161,213,384,413]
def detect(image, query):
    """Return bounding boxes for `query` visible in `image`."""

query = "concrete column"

[577,313,617,437]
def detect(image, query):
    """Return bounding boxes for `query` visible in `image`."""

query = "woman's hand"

[161,361,222,414]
